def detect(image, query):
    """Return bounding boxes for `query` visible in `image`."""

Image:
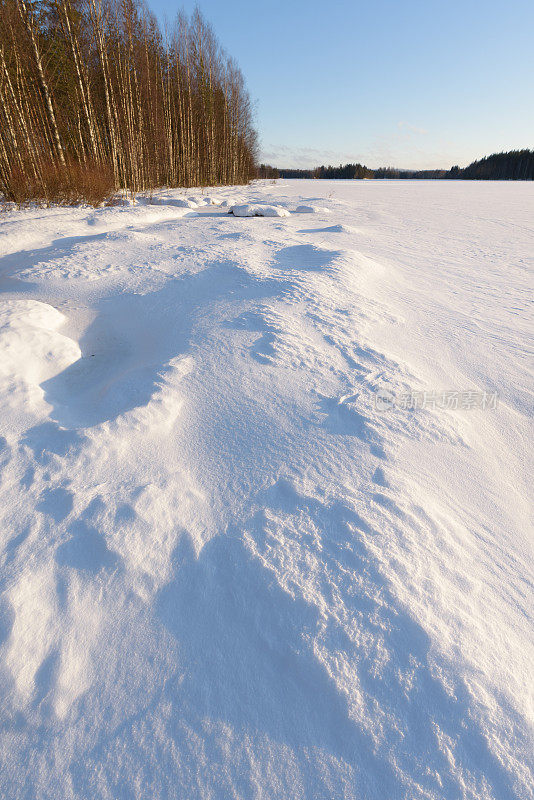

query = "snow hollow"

[0,179,532,800]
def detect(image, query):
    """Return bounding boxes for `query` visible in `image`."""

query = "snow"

[295,204,329,213]
[151,196,199,208]
[0,179,532,800]
[229,203,291,217]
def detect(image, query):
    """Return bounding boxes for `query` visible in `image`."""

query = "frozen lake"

[0,179,532,799]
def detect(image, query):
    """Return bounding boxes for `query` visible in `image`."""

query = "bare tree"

[0,0,258,202]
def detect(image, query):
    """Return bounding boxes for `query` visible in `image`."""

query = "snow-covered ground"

[0,180,532,800]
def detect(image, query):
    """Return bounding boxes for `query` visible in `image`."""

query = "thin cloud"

[260,136,467,171]
[259,144,364,169]
[397,121,428,135]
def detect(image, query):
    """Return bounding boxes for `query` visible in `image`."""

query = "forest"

[0,0,258,204]
[1,0,530,208]
[273,150,534,181]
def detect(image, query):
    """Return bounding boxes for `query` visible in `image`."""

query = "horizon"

[269,148,532,173]
[148,0,534,170]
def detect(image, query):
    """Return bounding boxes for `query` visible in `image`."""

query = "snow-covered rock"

[228,204,254,216]
[151,197,197,208]
[258,205,291,217]
[229,203,290,217]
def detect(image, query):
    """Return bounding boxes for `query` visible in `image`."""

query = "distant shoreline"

[270,177,533,182]
[259,149,534,181]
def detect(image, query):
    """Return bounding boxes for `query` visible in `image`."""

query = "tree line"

[0,0,258,203]
[272,150,534,181]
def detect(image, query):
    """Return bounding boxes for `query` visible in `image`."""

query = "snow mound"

[151,197,198,209]
[229,204,290,218]
[295,204,330,213]
[298,223,350,234]
[0,299,81,422]
[258,205,291,217]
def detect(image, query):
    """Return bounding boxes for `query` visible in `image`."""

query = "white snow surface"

[229,203,291,217]
[0,180,532,800]
[295,204,329,213]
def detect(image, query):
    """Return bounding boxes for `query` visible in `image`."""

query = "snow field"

[0,179,532,800]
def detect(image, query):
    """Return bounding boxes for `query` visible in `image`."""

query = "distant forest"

[260,150,534,181]
[0,0,257,204]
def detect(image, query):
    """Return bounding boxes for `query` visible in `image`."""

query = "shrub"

[5,161,115,207]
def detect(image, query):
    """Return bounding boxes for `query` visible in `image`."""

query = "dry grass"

[5,161,115,207]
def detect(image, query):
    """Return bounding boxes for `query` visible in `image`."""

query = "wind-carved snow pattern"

[0,181,532,799]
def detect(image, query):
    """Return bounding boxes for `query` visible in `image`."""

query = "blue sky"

[149,0,533,169]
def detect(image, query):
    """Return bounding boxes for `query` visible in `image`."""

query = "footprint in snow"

[33,648,61,707]
[21,423,85,465]
[4,526,32,562]
[218,231,246,240]
[226,310,280,364]
[36,487,74,523]
[316,394,377,442]
[55,520,122,574]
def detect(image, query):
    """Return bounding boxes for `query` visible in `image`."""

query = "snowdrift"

[0,180,532,800]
